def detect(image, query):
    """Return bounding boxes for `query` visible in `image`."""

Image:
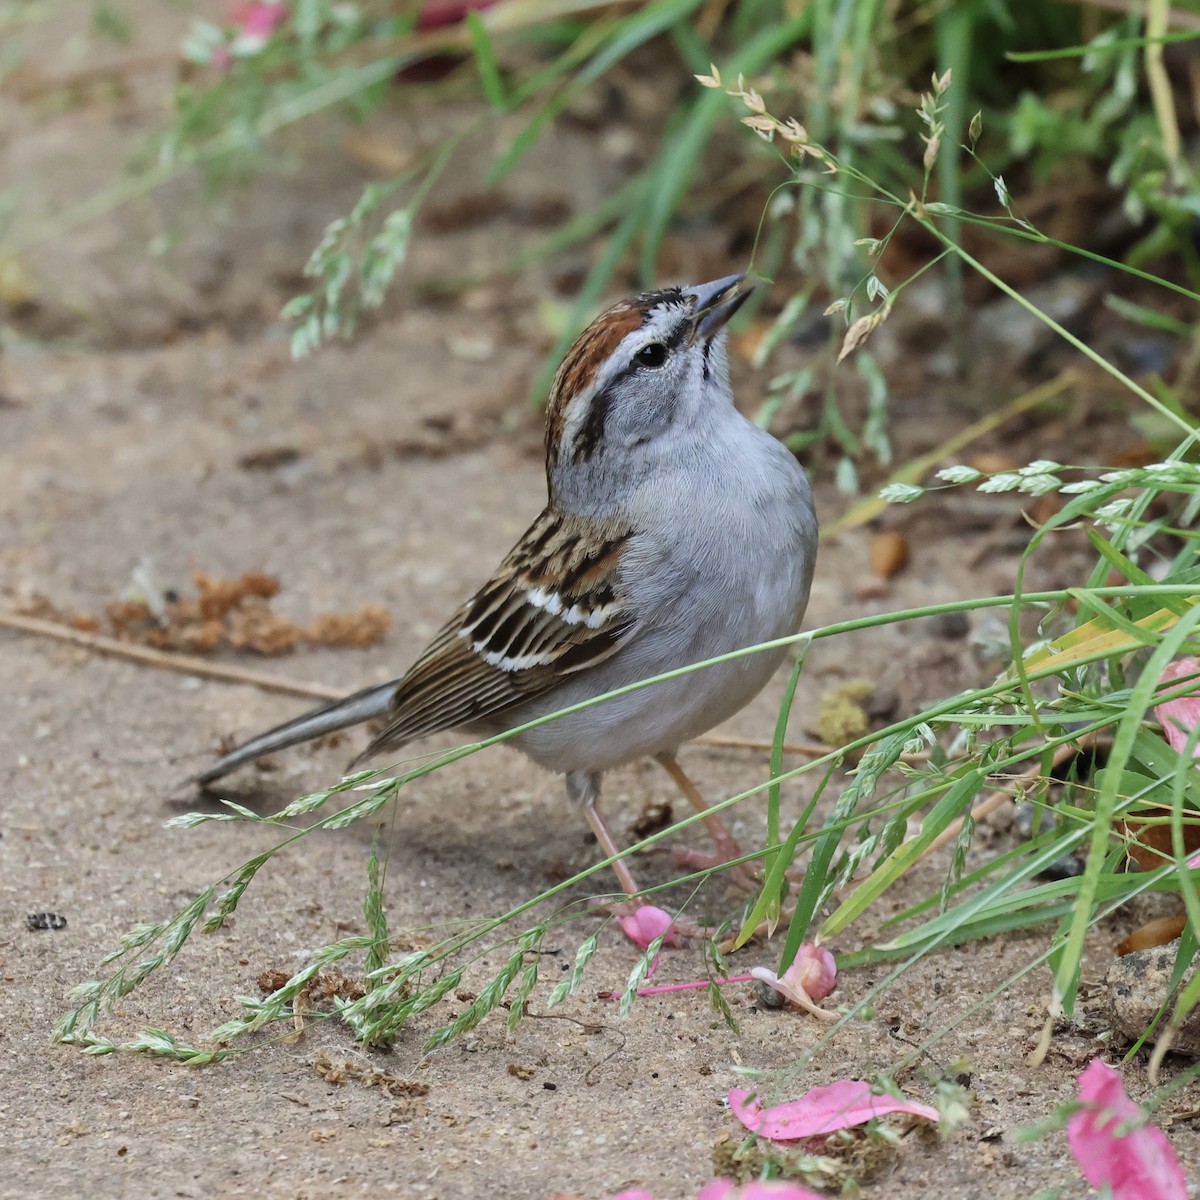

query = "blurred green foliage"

[128,2,1198,330]
[6,0,1197,455]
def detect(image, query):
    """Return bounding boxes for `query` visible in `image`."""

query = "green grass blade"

[467,12,509,112]
[763,650,808,917]
[491,0,704,187]
[1007,30,1200,61]
[733,757,836,951]
[1069,589,1168,649]
[775,778,862,969]
[364,840,390,974]
[819,766,987,938]
[1052,603,1200,1017]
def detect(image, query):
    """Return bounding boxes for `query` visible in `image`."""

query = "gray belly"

[505,539,812,774]
[507,639,792,774]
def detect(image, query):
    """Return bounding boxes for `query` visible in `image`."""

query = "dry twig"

[1,609,844,755]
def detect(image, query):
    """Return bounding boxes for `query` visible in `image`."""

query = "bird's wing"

[364,508,637,754]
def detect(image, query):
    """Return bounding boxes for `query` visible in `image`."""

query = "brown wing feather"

[363,509,635,756]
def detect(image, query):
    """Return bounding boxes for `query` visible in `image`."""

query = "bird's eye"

[635,343,668,368]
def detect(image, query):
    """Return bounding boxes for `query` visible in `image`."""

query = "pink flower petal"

[729,1080,939,1140]
[229,0,287,36]
[1156,657,1200,761]
[748,967,838,1021]
[416,0,496,31]
[608,1192,656,1200]
[616,904,678,951]
[791,944,837,1000]
[1067,1059,1187,1200]
[225,0,286,54]
[749,944,838,1019]
[696,1182,826,1200]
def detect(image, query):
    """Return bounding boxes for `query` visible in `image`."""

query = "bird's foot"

[668,844,763,894]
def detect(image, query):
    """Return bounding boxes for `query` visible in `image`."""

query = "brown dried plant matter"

[1117,809,1200,872]
[312,1048,429,1100]
[17,571,391,657]
[256,966,367,1007]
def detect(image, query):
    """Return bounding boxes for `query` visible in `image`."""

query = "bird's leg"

[658,755,742,862]
[657,754,760,891]
[565,770,693,946]
[569,772,642,897]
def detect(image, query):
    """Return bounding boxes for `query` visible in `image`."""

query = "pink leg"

[658,754,760,891]
[582,799,642,897]
[567,771,694,945]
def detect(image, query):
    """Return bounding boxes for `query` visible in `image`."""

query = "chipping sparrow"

[195,274,818,914]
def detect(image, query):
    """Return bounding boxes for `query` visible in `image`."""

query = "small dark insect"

[27,911,67,931]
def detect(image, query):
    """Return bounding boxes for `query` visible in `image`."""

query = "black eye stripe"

[631,317,689,364]
[663,319,691,352]
[596,321,688,392]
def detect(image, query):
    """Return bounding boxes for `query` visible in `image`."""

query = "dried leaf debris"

[16,571,390,658]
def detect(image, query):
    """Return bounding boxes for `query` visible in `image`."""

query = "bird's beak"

[688,273,753,343]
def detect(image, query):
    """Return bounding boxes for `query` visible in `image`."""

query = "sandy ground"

[3,13,1198,1200]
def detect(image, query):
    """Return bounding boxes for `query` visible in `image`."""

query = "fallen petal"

[616,904,679,953]
[228,0,287,35]
[1156,658,1200,761]
[788,944,837,1000]
[729,1080,939,1140]
[748,945,837,1020]
[1067,1059,1187,1200]
[748,968,838,1020]
[696,1182,826,1200]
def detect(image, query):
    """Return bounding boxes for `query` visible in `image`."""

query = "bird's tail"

[191,681,397,786]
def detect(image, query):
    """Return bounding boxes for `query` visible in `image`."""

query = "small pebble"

[755,980,786,1009]
[869,530,910,579]
[1035,854,1084,881]
[926,610,970,641]
[1108,942,1200,1056]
